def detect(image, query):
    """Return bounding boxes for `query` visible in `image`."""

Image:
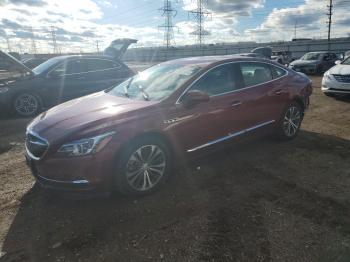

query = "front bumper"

[321,76,350,94]
[25,150,115,193]
[289,65,317,74]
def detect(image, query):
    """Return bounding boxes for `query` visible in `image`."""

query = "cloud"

[1,0,46,6]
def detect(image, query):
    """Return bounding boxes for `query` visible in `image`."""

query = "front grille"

[332,74,350,83]
[25,131,49,159]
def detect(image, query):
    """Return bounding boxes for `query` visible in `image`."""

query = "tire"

[13,92,42,117]
[276,102,303,140]
[115,136,172,196]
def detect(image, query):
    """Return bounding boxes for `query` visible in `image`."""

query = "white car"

[322,57,350,96]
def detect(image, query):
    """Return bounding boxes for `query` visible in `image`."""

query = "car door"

[166,63,250,153]
[84,58,131,92]
[238,62,289,128]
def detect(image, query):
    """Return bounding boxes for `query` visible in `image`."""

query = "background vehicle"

[322,57,350,96]
[289,51,338,74]
[22,57,48,69]
[271,51,293,65]
[25,55,312,196]
[0,38,136,117]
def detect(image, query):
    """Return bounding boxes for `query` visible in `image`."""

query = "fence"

[123,38,350,62]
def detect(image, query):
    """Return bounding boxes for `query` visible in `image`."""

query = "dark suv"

[289,51,338,74]
[0,39,136,117]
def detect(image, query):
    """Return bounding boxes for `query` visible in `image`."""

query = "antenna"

[158,0,177,48]
[188,0,211,46]
[30,26,37,54]
[50,26,59,54]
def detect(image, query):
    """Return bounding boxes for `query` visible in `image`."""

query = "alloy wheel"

[14,94,39,116]
[283,106,301,137]
[126,145,166,191]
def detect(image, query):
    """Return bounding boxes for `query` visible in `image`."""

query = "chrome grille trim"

[25,130,49,160]
[332,74,350,83]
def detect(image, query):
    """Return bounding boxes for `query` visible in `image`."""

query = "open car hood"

[103,38,137,60]
[0,50,34,75]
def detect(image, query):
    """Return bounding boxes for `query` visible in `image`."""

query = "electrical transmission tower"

[188,0,211,46]
[50,26,59,54]
[30,27,37,54]
[158,0,177,48]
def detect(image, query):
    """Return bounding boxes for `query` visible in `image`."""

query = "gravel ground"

[0,76,350,262]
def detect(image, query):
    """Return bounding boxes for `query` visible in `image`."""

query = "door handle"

[274,89,283,95]
[231,101,242,107]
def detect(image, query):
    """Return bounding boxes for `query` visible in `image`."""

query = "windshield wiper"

[124,77,133,97]
[137,84,149,101]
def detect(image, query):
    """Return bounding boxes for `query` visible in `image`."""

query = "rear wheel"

[276,102,303,140]
[13,93,41,117]
[115,137,171,196]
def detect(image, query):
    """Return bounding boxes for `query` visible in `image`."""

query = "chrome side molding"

[187,120,275,152]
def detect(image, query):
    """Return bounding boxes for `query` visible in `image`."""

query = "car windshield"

[108,62,202,101]
[301,53,321,61]
[32,57,62,75]
[341,57,350,65]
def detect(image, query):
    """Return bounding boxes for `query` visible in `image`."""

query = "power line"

[188,0,211,46]
[158,0,177,48]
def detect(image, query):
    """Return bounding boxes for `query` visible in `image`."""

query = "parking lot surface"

[0,76,350,261]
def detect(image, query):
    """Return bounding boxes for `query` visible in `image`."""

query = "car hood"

[0,50,34,75]
[290,60,318,66]
[327,64,350,75]
[28,91,156,143]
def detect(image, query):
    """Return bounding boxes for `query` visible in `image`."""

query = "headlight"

[0,87,9,93]
[323,70,332,80]
[58,131,115,157]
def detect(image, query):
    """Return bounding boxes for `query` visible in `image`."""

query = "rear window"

[240,62,273,87]
[270,65,287,79]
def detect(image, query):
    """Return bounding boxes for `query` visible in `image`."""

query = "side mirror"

[181,90,209,107]
[335,60,342,65]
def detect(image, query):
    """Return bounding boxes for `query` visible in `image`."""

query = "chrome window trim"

[25,129,50,161]
[187,120,275,152]
[46,58,122,78]
[176,60,289,104]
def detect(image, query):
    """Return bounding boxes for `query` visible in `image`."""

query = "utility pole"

[30,27,37,55]
[5,36,11,52]
[294,20,297,40]
[50,26,58,54]
[158,0,177,49]
[188,0,211,46]
[327,0,333,50]
[96,40,100,54]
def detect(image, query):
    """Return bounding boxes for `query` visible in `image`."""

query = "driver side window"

[188,63,236,96]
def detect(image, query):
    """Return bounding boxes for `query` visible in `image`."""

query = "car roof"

[161,54,273,67]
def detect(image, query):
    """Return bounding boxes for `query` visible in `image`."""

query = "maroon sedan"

[25,55,312,195]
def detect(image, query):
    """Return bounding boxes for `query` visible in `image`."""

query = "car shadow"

[1,130,350,261]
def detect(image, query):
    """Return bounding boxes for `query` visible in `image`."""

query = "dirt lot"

[0,76,350,262]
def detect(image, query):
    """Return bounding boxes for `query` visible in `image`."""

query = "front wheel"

[115,137,171,196]
[276,102,303,140]
[13,93,41,117]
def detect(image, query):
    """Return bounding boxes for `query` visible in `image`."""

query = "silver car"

[322,57,350,96]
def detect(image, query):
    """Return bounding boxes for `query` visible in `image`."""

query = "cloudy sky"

[0,0,350,54]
